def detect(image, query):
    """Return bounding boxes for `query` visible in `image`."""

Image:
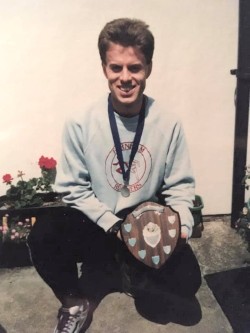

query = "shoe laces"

[63,316,77,333]
[57,306,83,333]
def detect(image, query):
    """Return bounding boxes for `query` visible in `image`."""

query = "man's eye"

[129,66,142,73]
[110,65,122,73]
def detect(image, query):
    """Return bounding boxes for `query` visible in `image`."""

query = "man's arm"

[161,121,195,239]
[55,119,120,232]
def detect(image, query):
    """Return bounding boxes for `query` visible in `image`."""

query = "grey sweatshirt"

[55,94,195,237]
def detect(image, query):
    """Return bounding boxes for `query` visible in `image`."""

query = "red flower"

[2,174,13,184]
[38,156,57,170]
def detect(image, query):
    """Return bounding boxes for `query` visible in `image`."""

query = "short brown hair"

[98,18,154,64]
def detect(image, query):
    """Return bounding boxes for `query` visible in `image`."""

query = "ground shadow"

[205,266,250,333]
[0,324,7,333]
[78,258,202,331]
[134,290,201,326]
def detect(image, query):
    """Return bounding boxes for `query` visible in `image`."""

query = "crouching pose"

[28,18,201,333]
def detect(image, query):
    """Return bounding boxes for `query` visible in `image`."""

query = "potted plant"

[0,155,60,210]
[235,165,250,252]
[0,214,33,267]
[0,155,64,268]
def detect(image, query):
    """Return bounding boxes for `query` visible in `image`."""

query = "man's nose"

[120,68,131,82]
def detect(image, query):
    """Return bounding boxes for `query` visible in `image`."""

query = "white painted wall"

[0,0,238,215]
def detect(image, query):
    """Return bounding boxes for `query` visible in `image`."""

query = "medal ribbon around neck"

[108,94,147,196]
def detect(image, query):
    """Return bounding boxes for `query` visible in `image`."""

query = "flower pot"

[0,204,67,268]
[0,208,34,268]
[246,198,250,211]
[191,195,204,225]
[0,241,32,268]
[191,195,204,238]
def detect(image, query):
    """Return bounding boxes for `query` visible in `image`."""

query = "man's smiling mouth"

[119,86,135,92]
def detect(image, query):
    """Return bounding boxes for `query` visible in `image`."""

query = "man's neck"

[111,97,143,118]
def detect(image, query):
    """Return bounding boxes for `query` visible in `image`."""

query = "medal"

[108,94,147,198]
[121,185,130,197]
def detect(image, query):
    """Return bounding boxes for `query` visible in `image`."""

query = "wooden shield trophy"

[120,202,180,269]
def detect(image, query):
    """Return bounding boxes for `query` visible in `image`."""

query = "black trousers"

[27,207,201,300]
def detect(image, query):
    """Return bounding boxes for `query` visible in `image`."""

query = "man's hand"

[180,225,190,241]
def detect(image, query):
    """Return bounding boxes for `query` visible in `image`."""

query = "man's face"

[102,42,152,113]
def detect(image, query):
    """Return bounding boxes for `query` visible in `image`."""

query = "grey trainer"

[53,301,89,333]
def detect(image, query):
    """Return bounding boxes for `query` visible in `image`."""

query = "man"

[28,18,201,333]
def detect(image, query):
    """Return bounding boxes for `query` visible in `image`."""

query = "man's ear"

[146,61,153,78]
[102,62,108,78]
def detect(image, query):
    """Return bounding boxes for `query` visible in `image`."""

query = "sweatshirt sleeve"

[55,119,120,231]
[161,121,195,238]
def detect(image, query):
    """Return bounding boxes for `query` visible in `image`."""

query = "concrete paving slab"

[0,219,249,333]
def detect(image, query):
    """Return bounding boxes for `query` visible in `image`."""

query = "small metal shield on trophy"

[121,202,181,269]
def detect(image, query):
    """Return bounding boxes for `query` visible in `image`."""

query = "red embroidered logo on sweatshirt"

[105,142,152,193]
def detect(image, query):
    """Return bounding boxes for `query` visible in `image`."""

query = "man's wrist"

[107,220,123,234]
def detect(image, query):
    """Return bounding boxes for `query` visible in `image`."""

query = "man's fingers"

[180,231,188,239]
[180,225,190,241]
